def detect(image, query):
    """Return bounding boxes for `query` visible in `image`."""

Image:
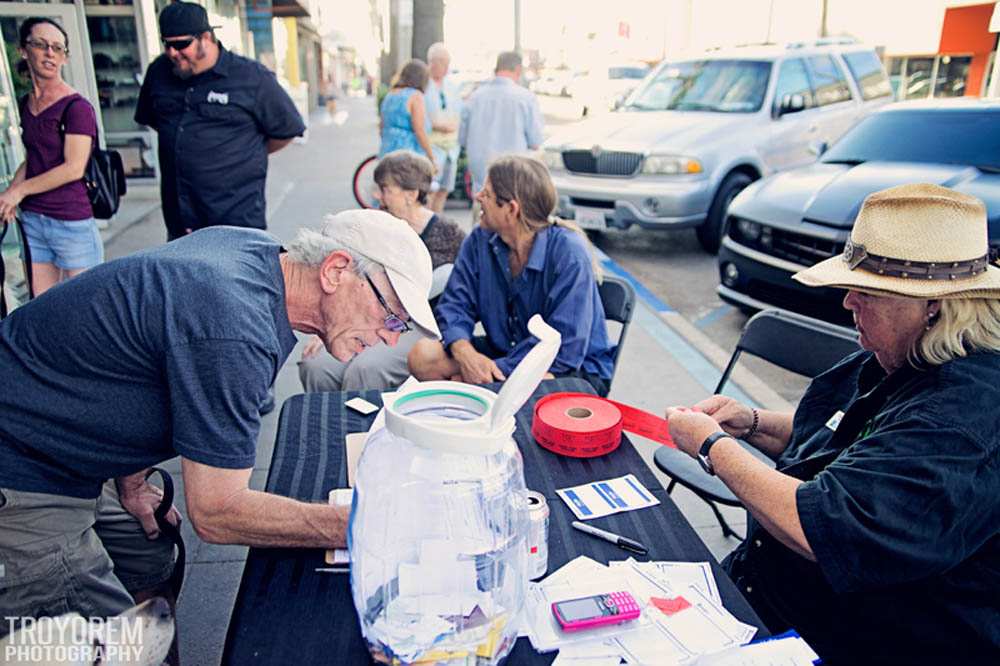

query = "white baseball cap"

[321,210,440,338]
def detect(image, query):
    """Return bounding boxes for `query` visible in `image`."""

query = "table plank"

[223,379,768,664]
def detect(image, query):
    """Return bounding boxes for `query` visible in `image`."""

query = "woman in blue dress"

[379,59,435,167]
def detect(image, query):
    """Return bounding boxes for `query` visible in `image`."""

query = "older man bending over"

[0,211,437,634]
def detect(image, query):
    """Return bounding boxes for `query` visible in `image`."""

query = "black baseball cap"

[159,2,215,39]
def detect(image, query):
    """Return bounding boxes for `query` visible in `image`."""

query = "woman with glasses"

[408,155,614,396]
[379,60,436,168]
[0,18,100,295]
[298,151,466,392]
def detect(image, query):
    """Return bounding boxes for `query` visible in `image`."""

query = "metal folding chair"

[598,275,636,386]
[653,309,860,539]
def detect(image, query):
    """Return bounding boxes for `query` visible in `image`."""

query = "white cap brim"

[386,267,440,338]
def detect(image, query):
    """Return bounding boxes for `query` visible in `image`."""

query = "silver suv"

[541,39,893,252]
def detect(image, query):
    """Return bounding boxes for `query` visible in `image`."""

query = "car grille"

[728,216,844,267]
[768,228,842,265]
[562,150,642,176]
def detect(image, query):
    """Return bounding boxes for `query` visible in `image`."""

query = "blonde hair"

[486,155,603,282]
[914,298,1000,366]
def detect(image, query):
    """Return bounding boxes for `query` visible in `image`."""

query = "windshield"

[609,66,649,80]
[822,110,1000,169]
[623,59,771,112]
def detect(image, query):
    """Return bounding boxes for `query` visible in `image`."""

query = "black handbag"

[58,97,127,219]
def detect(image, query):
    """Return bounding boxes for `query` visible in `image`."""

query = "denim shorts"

[20,209,104,270]
[432,145,459,192]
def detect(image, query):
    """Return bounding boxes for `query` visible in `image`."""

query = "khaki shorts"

[0,481,175,635]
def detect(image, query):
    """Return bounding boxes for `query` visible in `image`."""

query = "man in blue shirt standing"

[459,51,544,196]
[135,2,305,241]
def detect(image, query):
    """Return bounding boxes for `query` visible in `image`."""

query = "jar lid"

[384,316,561,455]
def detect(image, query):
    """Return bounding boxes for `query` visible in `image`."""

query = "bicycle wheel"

[352,154,380,209]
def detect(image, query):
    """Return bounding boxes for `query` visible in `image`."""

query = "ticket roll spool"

[531,392,675,458]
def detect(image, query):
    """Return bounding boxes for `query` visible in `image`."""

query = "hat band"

[842,241,989,281]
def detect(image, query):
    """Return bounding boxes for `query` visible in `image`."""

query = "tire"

[352,154,380,209]
[696,172,754,254]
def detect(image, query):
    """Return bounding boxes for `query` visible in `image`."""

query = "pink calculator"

[552,591,641,632]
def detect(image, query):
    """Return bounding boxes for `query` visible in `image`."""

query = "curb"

[658,311,795,413]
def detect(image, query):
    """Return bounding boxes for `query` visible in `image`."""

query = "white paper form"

[693,636,819,666]
[525,558,756,659]
[653,561,722,606]
[324,488,354,567]
[556,474,659,520]
[654,585,758,655]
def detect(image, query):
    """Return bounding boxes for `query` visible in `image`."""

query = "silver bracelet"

[745,408,760,440]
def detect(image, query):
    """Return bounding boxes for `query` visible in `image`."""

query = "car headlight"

[541,148,564,171]
[641,155,703,175]
[736,218,762,241]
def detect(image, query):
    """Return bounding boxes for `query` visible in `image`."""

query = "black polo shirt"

[725,351,1000,664]
[135,46,305,237]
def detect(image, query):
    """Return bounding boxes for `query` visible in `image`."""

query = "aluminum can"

[526,491,549,580]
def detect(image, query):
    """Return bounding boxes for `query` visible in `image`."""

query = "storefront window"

[933,55,971,98]
[86,14,154,177]
[901,57,934,100]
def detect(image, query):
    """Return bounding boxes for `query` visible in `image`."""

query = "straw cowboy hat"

[794,183,1000,299]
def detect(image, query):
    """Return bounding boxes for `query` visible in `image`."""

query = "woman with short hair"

[408,155,614,395]
[0,17,100,295]
[667,183,1000,663]
[299,151,465,391]
[378,59,435,167]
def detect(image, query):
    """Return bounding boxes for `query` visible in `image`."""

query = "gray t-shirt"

[0,227,297,498]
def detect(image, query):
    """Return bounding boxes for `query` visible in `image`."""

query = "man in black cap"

[135,1,305,241]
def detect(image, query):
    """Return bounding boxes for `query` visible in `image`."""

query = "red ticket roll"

[531,392,675,458]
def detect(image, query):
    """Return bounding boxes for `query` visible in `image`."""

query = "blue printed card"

[556,474,660,520]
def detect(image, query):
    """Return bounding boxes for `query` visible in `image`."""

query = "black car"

[717,99,1000,325]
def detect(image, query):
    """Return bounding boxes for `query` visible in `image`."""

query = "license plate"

[574,207,607,230]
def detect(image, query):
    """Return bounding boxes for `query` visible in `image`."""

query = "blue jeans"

[20,210,104,270]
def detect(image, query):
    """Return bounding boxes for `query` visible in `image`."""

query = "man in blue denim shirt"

[409,156,613,395]
[666,185,1000,664]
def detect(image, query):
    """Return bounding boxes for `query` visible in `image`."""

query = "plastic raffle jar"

[349,382,529,665]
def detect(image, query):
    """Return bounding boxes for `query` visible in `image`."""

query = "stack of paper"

[693,633,819,665]
[524,557,759,665]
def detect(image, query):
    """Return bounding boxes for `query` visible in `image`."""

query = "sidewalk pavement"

[102,96,792,665]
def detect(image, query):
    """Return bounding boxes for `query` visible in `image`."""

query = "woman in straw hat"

[667,183,1000,664]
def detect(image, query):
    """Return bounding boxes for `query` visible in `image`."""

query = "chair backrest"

[715,309,860,394]
[599,275,637,382]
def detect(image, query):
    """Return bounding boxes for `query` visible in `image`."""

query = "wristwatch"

[698,432,733,476]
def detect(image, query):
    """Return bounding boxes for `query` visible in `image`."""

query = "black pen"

[571,521,648,555]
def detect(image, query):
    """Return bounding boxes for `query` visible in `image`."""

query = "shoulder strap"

[58,95,99,153]
[58,95,82,135]
[0,221,8,319]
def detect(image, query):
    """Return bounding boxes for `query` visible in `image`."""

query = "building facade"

[0,0,320,196]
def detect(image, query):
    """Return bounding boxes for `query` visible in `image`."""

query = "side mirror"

[808,140,828,157]
[777,93,806,117]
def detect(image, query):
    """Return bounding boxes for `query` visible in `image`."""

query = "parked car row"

[717,99,1000,325]
[541,39,893,252]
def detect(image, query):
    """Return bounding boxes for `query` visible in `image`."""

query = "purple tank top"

[19,93,97,221]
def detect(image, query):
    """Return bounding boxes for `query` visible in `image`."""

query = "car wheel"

[696,172,754,254]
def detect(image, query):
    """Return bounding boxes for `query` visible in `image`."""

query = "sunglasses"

[25,39,67,56]
[163,37,196,52]
[365,275,411,333]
